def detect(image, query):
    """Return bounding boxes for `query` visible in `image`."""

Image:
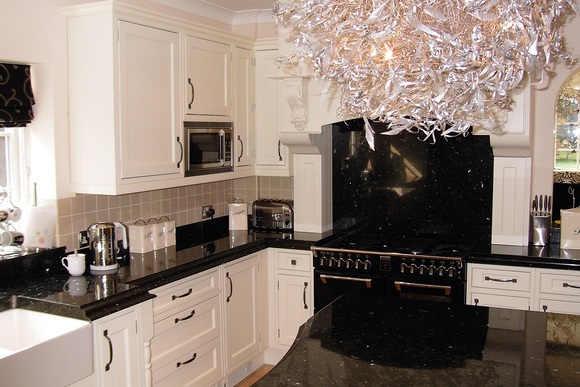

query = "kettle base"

[90,263,119,274]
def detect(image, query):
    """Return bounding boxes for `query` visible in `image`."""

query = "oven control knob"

[337,258,345,268]
[400,263,406,273]
[363,260,372,270]
[448,267,456,277]
[355,259,363,269]
[428,265,435,275]
[419,265,426,275]
[409,264,415,274]
[329,258,338,267]
[346,258,354,269]
[438,266,445,276]
[319,257,327,266]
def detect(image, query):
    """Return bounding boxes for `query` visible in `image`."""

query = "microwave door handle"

[219,130,225,165]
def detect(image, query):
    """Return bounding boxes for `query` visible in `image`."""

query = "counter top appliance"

[252,199,294,231]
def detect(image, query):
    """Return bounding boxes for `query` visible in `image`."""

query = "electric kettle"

[88,222,127,272]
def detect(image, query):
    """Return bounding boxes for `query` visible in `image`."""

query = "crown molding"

[150,0,273,25]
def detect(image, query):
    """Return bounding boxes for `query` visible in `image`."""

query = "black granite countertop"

[2,216,580,321]
[0,219,330,320]
[256,294,580,386]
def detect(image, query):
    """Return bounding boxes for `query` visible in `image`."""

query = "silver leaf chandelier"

[273,0,579,147]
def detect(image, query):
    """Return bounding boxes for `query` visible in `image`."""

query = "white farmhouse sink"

[0,308,93,387]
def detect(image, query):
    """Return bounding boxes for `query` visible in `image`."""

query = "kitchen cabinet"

[274,249,313,347]
[467,263,534,311]
[65,5,182,195]
[536,268,580,315]
[254,46,291,176]
[234,46,255,168]
[150,268,223,386]
[184,35,232,118]
[223,253,261,373]
[92,301,154,387]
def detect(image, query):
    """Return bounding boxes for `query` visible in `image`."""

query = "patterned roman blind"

[0,63,35,128]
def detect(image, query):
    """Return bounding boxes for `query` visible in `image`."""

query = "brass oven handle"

[394,281,452,296]
[319,274,372,288]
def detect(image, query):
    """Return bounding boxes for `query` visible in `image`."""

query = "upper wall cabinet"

[234,46,255,168]
[185,35,233,118]
[65,4,183,195]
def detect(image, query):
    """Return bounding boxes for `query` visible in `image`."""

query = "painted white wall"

[0,0,70,202]
[533,15,580,196]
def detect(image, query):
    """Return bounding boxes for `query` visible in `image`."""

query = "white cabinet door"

[223,254,260,372]
[119,21,182,180]
[93,302,153,387]
[185,35,232,117]
[277,274,312,346]
[66,6,182,195]
[254,49,290,174]
[234,46,255,168]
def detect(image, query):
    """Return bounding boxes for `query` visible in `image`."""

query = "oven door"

[314,269,387,313]
[386,277,465,304]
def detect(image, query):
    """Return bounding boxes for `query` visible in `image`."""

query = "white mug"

[61,253,86,276]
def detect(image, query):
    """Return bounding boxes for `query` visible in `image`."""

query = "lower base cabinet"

[274,249,313,348]
[68,301,154,387]
[468,262,580,316]
[150,268,222,387]
[223,253,261,373]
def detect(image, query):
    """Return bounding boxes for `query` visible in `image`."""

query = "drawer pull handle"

[226,272,233,303]
[103,329,113,372]
[484,276,517,283]
[563,282,580,289]
[176,352,197,368]
[303,281,308,310]
[175,309,196,324]
[172,288,192,300]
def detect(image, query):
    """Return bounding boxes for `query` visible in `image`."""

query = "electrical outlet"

[78,230,89,248]
[201,204,215,219]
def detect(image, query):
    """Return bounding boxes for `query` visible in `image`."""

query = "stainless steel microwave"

[184,121,233,176]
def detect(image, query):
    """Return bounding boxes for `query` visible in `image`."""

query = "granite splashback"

[331,119,494,242]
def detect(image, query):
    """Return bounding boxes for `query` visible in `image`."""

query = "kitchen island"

[256,294,580,386]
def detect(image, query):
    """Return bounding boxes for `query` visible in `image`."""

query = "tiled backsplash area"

[54,176,293,251]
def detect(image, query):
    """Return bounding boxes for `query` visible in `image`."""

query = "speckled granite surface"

[257,295,580,386]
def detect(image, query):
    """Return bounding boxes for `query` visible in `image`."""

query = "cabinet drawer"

[470,265,532,292]
[151,269,219,321]
[151,296,220,371]
[538,298,580,315]
[153,336,222,387]
[470,292,530,311]
[277,250,312,273]
[538,271,580,296]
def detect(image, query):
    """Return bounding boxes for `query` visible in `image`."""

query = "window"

[0,126,26,204]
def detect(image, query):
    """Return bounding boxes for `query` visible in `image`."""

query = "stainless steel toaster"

[252,199,294,231]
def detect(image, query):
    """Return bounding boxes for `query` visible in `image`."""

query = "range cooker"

[312,226,477,312]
